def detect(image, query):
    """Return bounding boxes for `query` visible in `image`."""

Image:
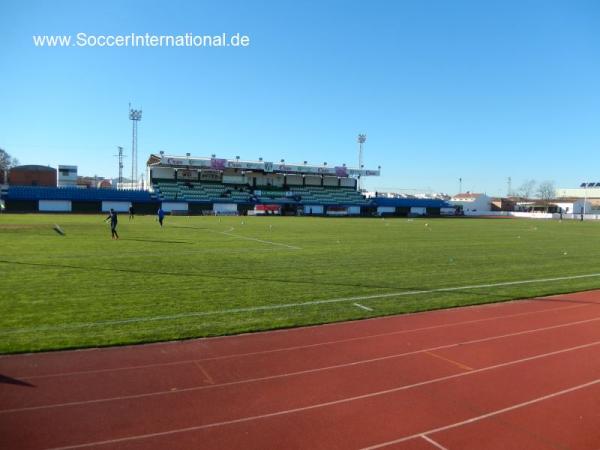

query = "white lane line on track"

[3,272,600,335]
[354,303,373,311]
[44,340,600,450]
[6,312,600,414]
[362,378,600,449]
[421,435,449,450]
[13,302,586,381]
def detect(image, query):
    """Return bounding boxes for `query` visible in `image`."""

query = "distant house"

[491,197,518,212]
[58,165,78,187]
[509,198,592,214]
[552,198,592,215]
[450,192,492,214]
[8,165,57,187]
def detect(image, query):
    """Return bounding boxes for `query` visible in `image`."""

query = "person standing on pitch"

[104,208,119,239]
[157,207,165,227]
[128,205,135,221]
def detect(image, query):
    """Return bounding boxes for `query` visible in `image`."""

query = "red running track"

[2,291,600,449]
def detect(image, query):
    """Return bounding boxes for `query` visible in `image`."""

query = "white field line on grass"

[354,303,373,311]
[46,340,600,450]
[6,312,600,414]
[8,302,584,380]
[218,227,302,250]
[2,272,600,335]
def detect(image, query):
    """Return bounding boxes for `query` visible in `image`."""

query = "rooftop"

[11,165,56,172]
[452,192,485,199]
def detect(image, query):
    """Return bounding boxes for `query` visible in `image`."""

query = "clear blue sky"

[1,0,599,195]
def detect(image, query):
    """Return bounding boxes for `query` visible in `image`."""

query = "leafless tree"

[0,149,18,171]
[537,180,556,200]
[518,180,536,199]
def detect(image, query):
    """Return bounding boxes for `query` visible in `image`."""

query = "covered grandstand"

[147,153,380,215]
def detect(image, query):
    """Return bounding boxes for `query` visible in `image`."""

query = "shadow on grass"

[2,259,599,302]
[0,374,35,387]
[0,259,400,290]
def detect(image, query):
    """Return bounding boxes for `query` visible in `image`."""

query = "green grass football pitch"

[2,213,600,354]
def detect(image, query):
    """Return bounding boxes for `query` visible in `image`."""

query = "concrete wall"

[223,175,246,184]
[250,174,284,187]
[101,201,131,212]
[323,176,338,187]
[270,174,285,187]
[340,178,356,188]
[151,167,176,180]
[327,209,347,216]
[213,203,238,214]
[39,200,72,212]
[161,202,188,213]
[305,176,321,186]
[304,205,324,214]
[465,211,600,220]
[286,175,303,186]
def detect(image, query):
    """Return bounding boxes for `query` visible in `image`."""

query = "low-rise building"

[8,165,57,187]
[450,192,492,214]
[58,165,78,187]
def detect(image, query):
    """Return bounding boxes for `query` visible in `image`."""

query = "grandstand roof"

[147,154,380,177]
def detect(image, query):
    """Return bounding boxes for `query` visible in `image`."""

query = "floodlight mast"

[357,134,367,190]
[129,103,142,188]
[113,146,126,186]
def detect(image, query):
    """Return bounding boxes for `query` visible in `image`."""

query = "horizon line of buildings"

[2,160,600,214]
